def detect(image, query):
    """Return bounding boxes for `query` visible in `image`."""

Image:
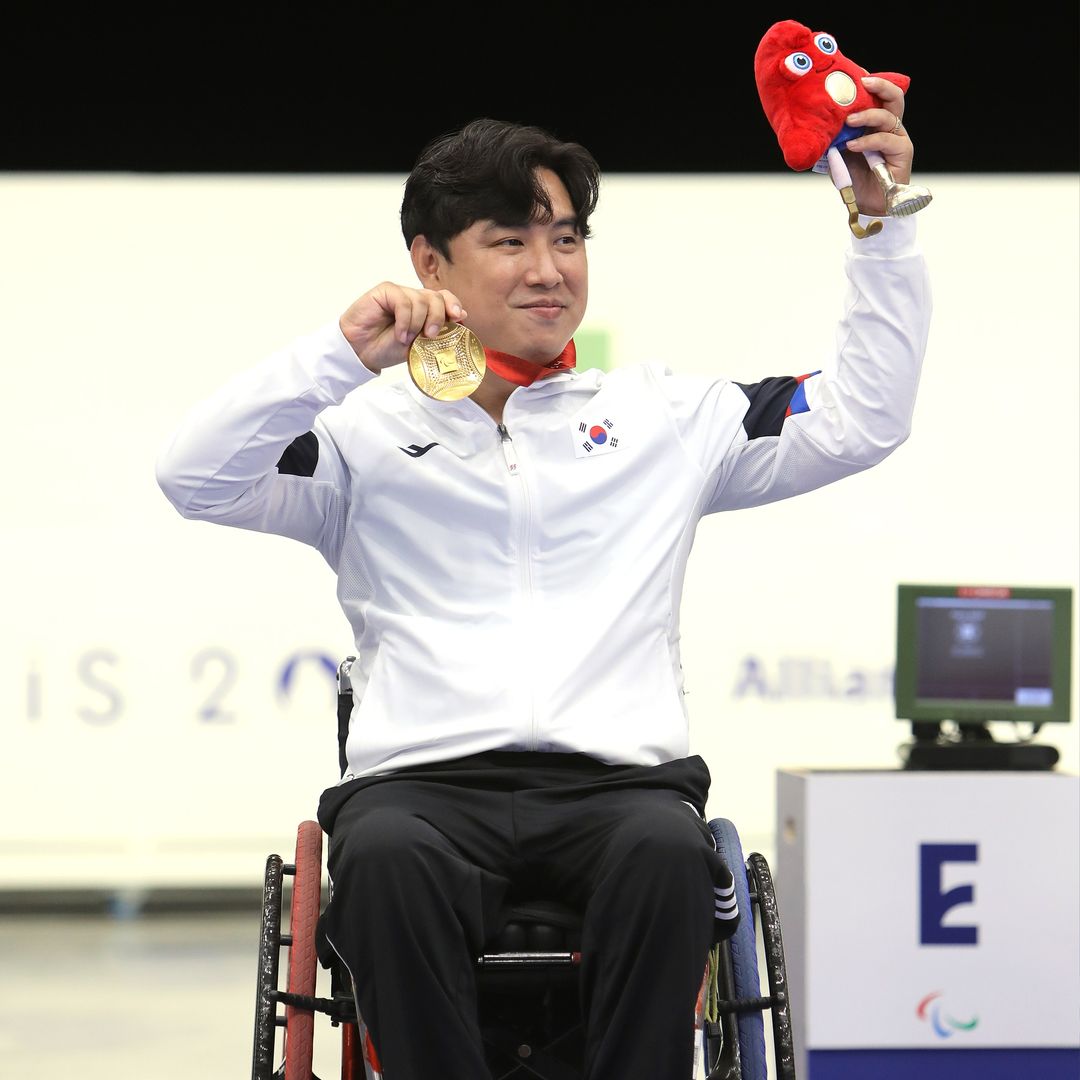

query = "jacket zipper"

[497,423,538,749]
[497,423,519,475]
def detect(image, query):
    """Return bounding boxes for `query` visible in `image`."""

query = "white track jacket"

[157,218,931,781]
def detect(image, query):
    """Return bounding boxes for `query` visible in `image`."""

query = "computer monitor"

[894,583,1074,770]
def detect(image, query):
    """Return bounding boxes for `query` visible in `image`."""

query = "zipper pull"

[497,423,520,475]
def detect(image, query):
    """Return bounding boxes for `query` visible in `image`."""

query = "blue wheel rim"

[709,818,766,1078]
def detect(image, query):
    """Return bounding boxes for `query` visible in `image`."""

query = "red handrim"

[284,820,323,1079]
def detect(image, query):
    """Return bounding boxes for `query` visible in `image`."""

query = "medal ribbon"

[483,339,577,387]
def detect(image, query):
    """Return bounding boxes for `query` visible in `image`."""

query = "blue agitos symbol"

[916,992,979,1038]
[277,651,339,701]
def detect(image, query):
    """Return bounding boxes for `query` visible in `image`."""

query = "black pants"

[317,752,728,1080]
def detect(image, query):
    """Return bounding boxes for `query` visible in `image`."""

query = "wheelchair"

[251,658,796,1079]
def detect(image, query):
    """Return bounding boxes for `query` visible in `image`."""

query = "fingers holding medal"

[340,284,481,399]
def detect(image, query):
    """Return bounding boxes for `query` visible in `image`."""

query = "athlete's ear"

[409,235,443,288]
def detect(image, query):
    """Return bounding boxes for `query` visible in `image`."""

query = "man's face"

[416,167,588,364]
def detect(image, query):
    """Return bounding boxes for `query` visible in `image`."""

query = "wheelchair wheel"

[252,853,284,1080]
[284,820,324,1080]
[747,854,796,1080]
[709,818,767,1079]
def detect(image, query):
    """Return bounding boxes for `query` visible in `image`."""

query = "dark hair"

[400,118,602,257]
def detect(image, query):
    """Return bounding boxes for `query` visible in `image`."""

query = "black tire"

[284,821,324,1080]
[708,818,767,1080]
[252,853,284,1080]
[747,853,796,1080]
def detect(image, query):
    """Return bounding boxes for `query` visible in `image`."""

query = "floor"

[0,902,343,1080]
[0,897,777,1079]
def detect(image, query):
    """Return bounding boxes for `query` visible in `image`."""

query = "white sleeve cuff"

[293,318,380,405]
[848,214,920,258]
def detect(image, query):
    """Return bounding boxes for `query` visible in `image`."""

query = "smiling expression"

[413,167,588,364]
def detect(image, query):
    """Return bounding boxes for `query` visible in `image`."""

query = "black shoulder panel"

[276,431,319,477]
[734,377,800,440]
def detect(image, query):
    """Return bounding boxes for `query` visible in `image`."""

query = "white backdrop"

[1,172,1077,889]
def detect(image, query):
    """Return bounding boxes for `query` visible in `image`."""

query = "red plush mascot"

[754,19,932,237]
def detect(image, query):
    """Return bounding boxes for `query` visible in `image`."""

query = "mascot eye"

[814,33,838,54]
[783,51,813,75]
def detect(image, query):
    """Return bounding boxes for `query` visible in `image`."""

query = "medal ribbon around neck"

[407,324,576,399]
[483,339,577,387]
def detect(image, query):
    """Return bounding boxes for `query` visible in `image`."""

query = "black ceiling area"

[5,5,1077,174]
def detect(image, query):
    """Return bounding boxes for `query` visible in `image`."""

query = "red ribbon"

[484,339,577,387]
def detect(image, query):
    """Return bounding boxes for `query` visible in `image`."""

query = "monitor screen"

[894,584,1074,727]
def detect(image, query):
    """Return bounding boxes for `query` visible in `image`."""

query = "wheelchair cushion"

[490,899,583,953]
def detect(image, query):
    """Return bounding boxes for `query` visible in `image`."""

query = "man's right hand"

[339,283,468,375]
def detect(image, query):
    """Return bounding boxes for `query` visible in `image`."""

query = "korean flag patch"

[572,415,622,459]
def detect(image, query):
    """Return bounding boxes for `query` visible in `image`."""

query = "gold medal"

[407,322,486,401]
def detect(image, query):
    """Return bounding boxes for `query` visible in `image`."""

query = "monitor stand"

[903,721,1060,771]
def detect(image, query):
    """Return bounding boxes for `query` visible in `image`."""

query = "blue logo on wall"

[919,843,978,946]
[277,651,339,701]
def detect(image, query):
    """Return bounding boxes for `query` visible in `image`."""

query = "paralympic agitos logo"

[916,992,979,1038]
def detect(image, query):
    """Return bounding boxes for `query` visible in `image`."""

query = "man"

[157,84,930,1079]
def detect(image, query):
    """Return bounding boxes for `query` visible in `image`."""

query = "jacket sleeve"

[155,319,376,569]
[698,215,932,513]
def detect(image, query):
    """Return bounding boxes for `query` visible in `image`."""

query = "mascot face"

[754,19,909,171]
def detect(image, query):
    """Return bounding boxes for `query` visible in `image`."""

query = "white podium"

[775,769,1080,1080]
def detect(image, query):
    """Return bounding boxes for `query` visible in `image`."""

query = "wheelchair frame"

[250,659,796,1080]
